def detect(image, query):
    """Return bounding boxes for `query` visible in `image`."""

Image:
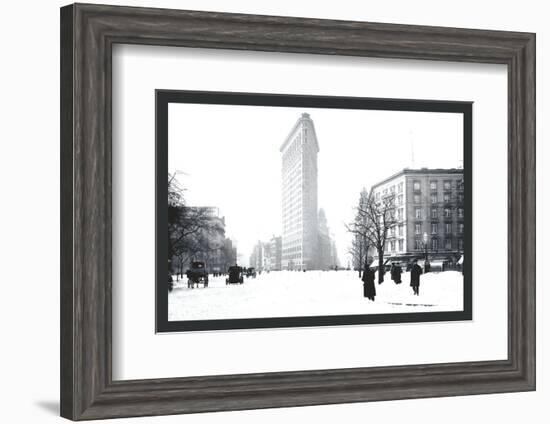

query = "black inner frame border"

[155,90,473,333]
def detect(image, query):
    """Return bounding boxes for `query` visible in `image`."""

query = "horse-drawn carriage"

[186,261,209,288]
[226,265,244,285]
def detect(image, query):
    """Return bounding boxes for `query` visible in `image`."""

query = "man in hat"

[410,259,423,295]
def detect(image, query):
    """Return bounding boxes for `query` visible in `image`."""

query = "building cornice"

[371,168,464,190]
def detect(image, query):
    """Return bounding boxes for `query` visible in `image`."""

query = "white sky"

[168,103,463,266]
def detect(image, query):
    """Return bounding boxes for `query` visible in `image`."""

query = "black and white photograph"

[156,91,472,331]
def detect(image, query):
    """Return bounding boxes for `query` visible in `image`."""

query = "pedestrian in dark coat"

[410,259,423,295]
[362,263,376,301]
[394,263,402,284]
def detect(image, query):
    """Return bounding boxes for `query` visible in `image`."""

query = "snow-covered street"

[168,270,463,321]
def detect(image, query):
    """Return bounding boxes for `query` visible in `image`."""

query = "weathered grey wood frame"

[60,3,536,421]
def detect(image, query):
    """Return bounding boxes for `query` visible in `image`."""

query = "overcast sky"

[168,103,463,266]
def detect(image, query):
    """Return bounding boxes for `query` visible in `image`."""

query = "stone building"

[367,168,465,264]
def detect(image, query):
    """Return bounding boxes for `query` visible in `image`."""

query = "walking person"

[362,260,376,301]
[410,259,423,295]
[394,262,402,284]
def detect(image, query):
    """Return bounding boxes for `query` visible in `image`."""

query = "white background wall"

[0,0,546,423]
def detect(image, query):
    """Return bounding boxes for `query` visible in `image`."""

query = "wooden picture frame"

[60,3,535,420]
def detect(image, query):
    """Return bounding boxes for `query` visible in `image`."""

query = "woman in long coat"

[410,259,423,295]
[394,263,402,284]
[362,262,376,301]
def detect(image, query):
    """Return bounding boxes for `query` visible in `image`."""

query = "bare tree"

[347,189,370,278]
[168,172,225,274]
[347,188,398,283]
[347,192,370,278]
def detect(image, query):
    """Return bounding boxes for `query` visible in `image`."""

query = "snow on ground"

[168,270,463,321]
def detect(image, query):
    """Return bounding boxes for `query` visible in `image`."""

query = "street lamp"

[423,232,428,263]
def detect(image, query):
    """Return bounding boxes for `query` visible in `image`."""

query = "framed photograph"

[60,3,535,421]
[156,90,472,332]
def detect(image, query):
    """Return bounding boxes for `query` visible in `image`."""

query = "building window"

[376,192,380,201]
[415,239,423,250]
[398,225,404,236]
[458,223,464,234]
[398,182,404,193]
[398,239,404,251]
[458,208,464,218]
[390,240,396,251]
[398,194,403,205]
[458,239,464,250]
[445,223,452,234]
[413,181,421,191]
[383,188,388,196]
[398,208,404,220]
[445,239,452,250]
[431,208,438,219]
[431,238,438,251]
[390,185,395,193]
[444,180,451,190]
[431,223,438,234]
[414,194,421,203]
[391,226,396,237]
[431,193,437,204]
[430,181,437,191]
[444,208,451,218]
[443,193,451,203]
[415,207,422,219]
[458,193,464,203]
[415,223,421,235]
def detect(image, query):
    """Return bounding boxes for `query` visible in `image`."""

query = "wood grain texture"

[60,3,536,420]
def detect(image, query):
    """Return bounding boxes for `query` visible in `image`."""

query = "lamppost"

[423,232,429,263]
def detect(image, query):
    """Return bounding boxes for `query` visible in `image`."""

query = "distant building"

[280,113,319,270]
[249,236,283,272]
[249,241,263,271]
[269,236,282,271]
[261,242,272,271]
[318,209,338,270]
[330,238,340,269]
[367,168,465,263]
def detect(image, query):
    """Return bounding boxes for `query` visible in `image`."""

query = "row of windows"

[413,193,463,204]
[414,207,465,219]
[385,239,405,252]
[375,178,464,202]
[386,237,459,252]
[414,222,464,235]
[283,254,303,260]
[413,179,461,192]
[413,238,464,251]
[283,245,303,254]
[389,225,405,237]
[376,182,404,200]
